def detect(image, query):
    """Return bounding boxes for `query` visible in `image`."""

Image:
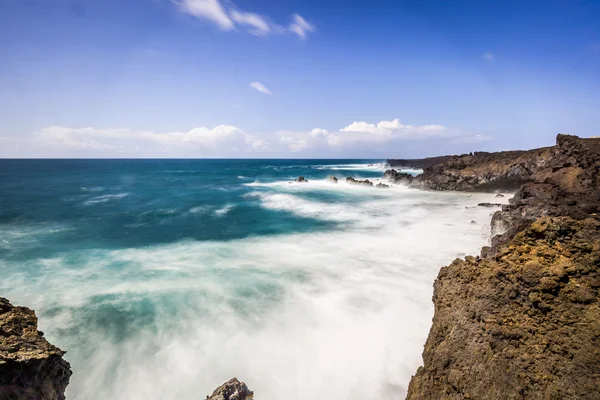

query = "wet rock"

[295,176,308,183]
[328,176,338,183]
[0,298,72,400]
[478,202,503,207]
[383,169,414,184]
[207,378,253,400]
[376,183,390,188]
[495,193,505,198]
[346,177,374,186]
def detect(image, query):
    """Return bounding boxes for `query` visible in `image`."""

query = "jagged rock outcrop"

[487,134,600,256]
[346,177,374,186]
[383,169,414,185]
[0,298,72,400]
[387,155,457,168]
[406,216,600,399]
[412,146,555,191]
[406,134,600,400]
[206,378,253,400]
[296,176,308,183]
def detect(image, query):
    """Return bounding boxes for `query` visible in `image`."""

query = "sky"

[0,0,599,158]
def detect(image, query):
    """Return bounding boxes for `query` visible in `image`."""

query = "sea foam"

[0,180,508,400]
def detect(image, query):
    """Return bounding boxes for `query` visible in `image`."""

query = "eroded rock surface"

[0,298,72,400]
[406,134,600,400]
[206,378,253,400]
[406,217,600,399]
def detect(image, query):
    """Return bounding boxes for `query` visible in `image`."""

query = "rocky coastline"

[2,134,598,399]
[402,134,600,399]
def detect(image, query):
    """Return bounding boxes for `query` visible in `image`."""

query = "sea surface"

[0,159,507,399]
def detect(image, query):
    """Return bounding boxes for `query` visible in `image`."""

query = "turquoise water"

[0,159,504,399]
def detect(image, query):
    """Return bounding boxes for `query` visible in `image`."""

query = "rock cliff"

[0,298,72,400]
[406,134,600,400]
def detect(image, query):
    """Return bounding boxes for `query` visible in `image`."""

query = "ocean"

[0,159,506,399]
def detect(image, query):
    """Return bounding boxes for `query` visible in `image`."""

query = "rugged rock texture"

[206,378,253,400]
[383,169,415,185]
[406,217,600,400]
[387,155,458,168]
[412,147,555,192]
[406,134,600,400]
[488,134,600,255]
[328,176,338,183]
[346,177,374,186]
[0,298,72,400]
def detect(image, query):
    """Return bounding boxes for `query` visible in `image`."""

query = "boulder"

[295,176,308,183]
[376,183,390,188]
[0,298,72,400]
[328,176,338,183]
[345,177,374,186]
[207,378,253,400]
[383,169,414,184]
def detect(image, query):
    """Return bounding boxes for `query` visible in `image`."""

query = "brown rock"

[0,298,72,400]
[207,378,253,400]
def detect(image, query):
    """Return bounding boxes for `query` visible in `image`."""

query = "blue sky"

[1,0,599,158]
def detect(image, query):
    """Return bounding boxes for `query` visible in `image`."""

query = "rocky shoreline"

[402,134,600,399]
[2,134,598,399]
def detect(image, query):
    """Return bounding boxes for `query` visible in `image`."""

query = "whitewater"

[0,159,508,399]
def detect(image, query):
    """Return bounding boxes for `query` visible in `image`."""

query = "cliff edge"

[0,298,72,400]
[406,134,600,399]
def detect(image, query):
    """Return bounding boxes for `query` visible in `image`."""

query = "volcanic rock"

[0,298,72,400]
[207,378,253,400]
[346,177,374,186]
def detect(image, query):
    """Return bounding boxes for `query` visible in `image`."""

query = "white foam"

[312,163,388,171]
[214,204,234,216]
[83,193,129,205]
[0,187,508,400]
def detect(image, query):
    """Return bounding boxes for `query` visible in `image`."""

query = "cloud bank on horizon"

[0,119,485,158]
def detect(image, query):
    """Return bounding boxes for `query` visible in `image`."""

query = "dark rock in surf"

[383,169,414,184]
[207,378,253,400]
[296,176,308,183]
[328,176,338,183]
[0,298,72,400]
[477,203,503,207]
[346,177,374,187]
[376,183,390,188]
[495,193,505,198]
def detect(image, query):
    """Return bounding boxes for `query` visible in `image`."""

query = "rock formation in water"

[0,298,72,400]
[406,134,600,399]
[346,177,374,186]
[206,378,253,400]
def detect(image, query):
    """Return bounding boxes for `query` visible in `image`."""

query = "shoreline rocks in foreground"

[0,298,72,400]
[206,378,253,400]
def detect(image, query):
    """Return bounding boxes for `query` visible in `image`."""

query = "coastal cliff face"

[0,298,72,400]
[387,147,557,192]
[406,134,600,399]
[406,216,600,399]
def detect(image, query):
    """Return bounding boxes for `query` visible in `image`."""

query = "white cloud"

[31,125,266,156]
[230,10,271,36]
[481,52,495,63]
[177,0,234,30]
[289,14,315,39]
[176,0,314,39]
[277,119,468,153]
[250,81,273,95]
[0,118,479,157]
